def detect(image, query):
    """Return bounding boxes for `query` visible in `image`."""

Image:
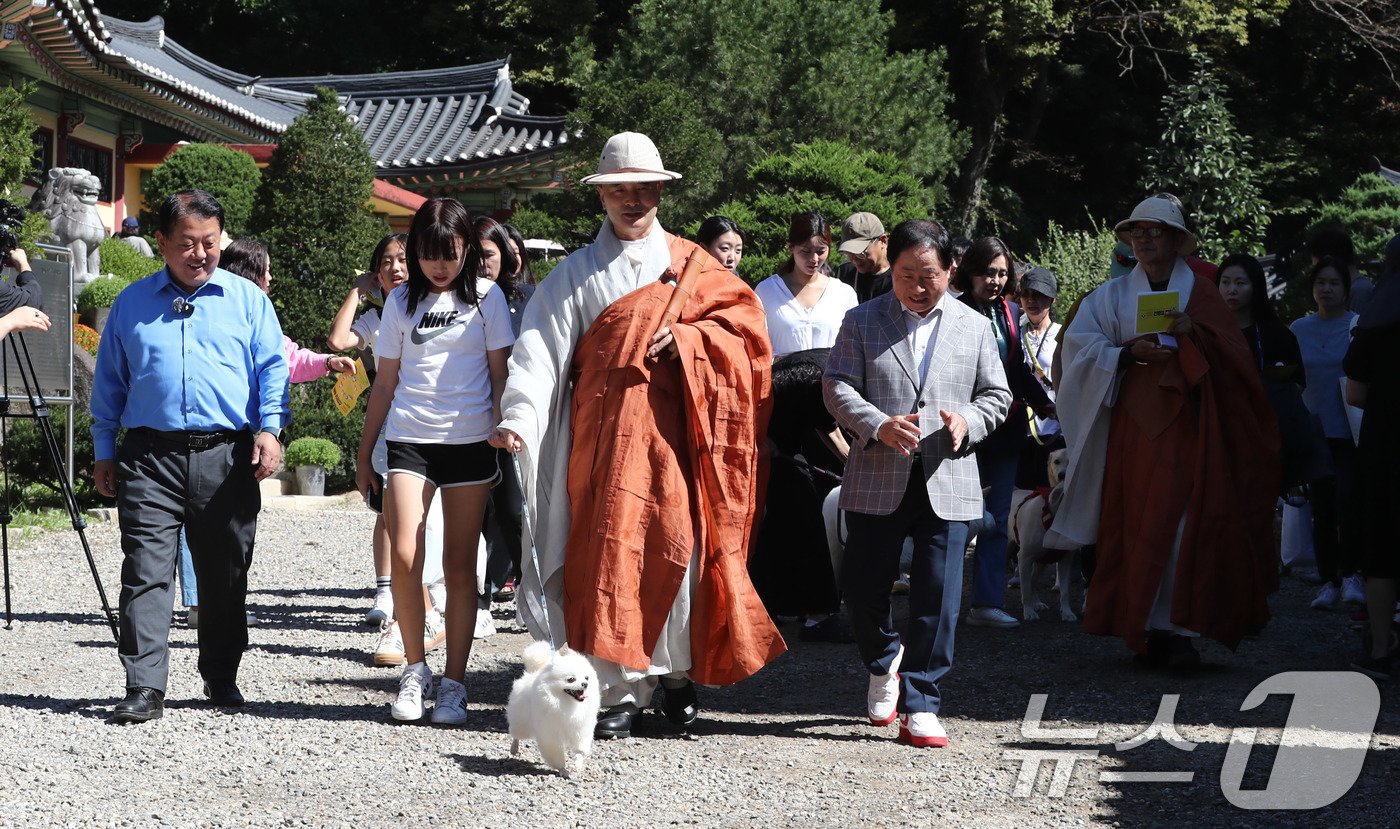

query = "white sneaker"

[365,589,393,626]
[967,606,1020,628]
[423,610,446,653]
[430,676,468,726]
[1342,575,1366,606]
[898,711,949,748]
[473,611,496,640]
[391,662,433,721]
[866,646,903,726]
[374,621,406,667]
[1311,582,1340,610]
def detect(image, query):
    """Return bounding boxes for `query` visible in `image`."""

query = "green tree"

[1141,54,1269,259]
[1314,173,1400,264]
[141,143,261,235]
[249,87,385,349]
[567,0,963,227]
[0,82,49,257]
[1025,219,1118,319]
[0,82,38,199]
[886,0,1291,233]
[707,141,937,283]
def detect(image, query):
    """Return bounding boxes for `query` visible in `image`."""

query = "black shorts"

[386,440,499,488]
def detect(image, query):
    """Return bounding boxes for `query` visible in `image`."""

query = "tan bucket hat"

[1114,195,1197,255]
[579,132,682,185]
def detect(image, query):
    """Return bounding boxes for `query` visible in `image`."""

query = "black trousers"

[841,461,968,715]
[482,447,524,600]
[1312,437,1358,585]
[116,429,259,692]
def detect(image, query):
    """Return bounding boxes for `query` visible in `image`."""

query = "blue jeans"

[972,449,1019,608]
[842,463,969,714]
[177,527,199,607]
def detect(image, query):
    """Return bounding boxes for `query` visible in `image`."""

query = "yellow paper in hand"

[1135,291,1180,335]
[331,358,371,416]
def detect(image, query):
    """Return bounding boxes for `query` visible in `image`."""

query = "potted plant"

[284,437,342,497]
[75,275,130,333]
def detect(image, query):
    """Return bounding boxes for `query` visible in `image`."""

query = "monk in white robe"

[492,133,781,738]
[1048,195,1277,670]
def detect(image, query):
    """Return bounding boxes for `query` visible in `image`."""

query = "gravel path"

[0,501,1395,828]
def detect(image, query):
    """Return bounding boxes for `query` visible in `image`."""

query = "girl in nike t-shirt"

[356,197,514,725]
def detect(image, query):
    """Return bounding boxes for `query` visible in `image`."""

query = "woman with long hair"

[501,223,537,286]
[754,212,858,359]
[356,198,514,724]
[475,216,535,622]
[1291,256,1362,611]
[696,215,745,274]
[955,236,1053,629]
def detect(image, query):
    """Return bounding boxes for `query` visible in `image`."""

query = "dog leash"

[512,450,557,649]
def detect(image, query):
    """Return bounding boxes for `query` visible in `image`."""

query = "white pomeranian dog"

[506,641,601,778]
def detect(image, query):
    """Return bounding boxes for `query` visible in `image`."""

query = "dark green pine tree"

[250,86,386,349]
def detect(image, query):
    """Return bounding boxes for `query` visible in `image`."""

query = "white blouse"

[755,274,859,358]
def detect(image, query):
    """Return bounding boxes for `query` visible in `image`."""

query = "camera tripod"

[0,330,119,642]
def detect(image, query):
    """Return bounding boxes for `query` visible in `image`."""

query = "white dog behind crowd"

[506,641,602,778]
[1009,448,1079,622]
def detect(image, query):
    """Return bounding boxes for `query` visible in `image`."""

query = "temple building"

[0,0,573,231]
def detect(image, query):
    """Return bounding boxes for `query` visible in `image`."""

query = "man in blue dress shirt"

[91,190,289,722]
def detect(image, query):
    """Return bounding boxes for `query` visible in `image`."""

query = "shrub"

[3,403,99,510]
[76,275,130,310]
[250,87,386,349]
[1313,173,1400,266]
[1025,219,1117,320]
[285,436,342,469]
[706,140,937,283]
[286,380,362,492]
[98,236,161,283]
[141,143,262,236]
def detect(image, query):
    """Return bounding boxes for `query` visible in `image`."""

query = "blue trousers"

[842,464,968,714]
[177,528,199,607]
[972,449,1019,608]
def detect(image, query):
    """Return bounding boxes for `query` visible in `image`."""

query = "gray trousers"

[116,429,259,692]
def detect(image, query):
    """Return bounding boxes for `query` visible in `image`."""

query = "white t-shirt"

[754,274,859,358]
[376,278,515,444]
[351,305,382,363]
[350,305,388,473]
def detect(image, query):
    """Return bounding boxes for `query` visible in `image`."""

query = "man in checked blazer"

[823,219,1011,748]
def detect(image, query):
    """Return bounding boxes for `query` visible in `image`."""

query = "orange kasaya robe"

[561,234,786,685]
[1084,275,1280,652]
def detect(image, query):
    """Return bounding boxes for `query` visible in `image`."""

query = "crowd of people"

[76,131,1399,751]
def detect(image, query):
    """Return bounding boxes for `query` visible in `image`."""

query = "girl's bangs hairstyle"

[406,197,479,312]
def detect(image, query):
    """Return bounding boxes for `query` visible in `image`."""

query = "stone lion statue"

[29,167,105,287]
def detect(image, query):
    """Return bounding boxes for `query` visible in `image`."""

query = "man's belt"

[133,427,243,449]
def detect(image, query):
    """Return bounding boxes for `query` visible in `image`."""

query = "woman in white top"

[754,212,858,358]
[1015,266,1065,490]
[356,199,515,725]
[329,234,409,626]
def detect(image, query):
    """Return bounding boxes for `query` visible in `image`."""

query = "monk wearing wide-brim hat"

[492,132,784,739]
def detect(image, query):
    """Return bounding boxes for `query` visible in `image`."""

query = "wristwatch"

[259,426,286,445]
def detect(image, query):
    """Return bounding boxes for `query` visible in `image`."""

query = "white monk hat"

[1114,195,1197,256]
[579,132,682,184]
